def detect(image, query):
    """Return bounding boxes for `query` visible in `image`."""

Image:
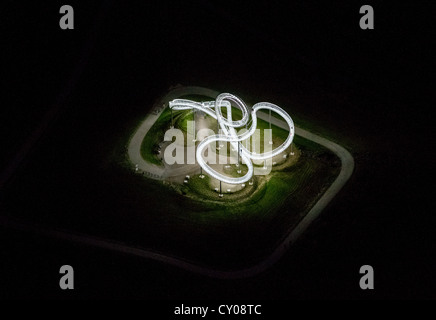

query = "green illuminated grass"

[181,136,335,219]
[139,108,188,166]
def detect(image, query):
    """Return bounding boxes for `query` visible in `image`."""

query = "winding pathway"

[2,86,354,279]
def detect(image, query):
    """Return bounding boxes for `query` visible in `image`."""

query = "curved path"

[125,86,354,278]
[128,86,221,180]
[2,86,354,279]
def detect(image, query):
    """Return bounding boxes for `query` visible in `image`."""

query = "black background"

[1,1,434,300]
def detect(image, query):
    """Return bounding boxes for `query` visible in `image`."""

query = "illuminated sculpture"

[169,93,294,184]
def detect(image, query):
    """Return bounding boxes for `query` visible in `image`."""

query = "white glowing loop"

[169,93,294,184]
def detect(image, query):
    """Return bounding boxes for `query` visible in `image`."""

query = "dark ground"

[1,1,434,300]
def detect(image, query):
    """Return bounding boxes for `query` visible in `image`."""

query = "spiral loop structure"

[169,93,294,184]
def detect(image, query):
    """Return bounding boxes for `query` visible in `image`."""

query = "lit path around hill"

[1,86,354,279]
